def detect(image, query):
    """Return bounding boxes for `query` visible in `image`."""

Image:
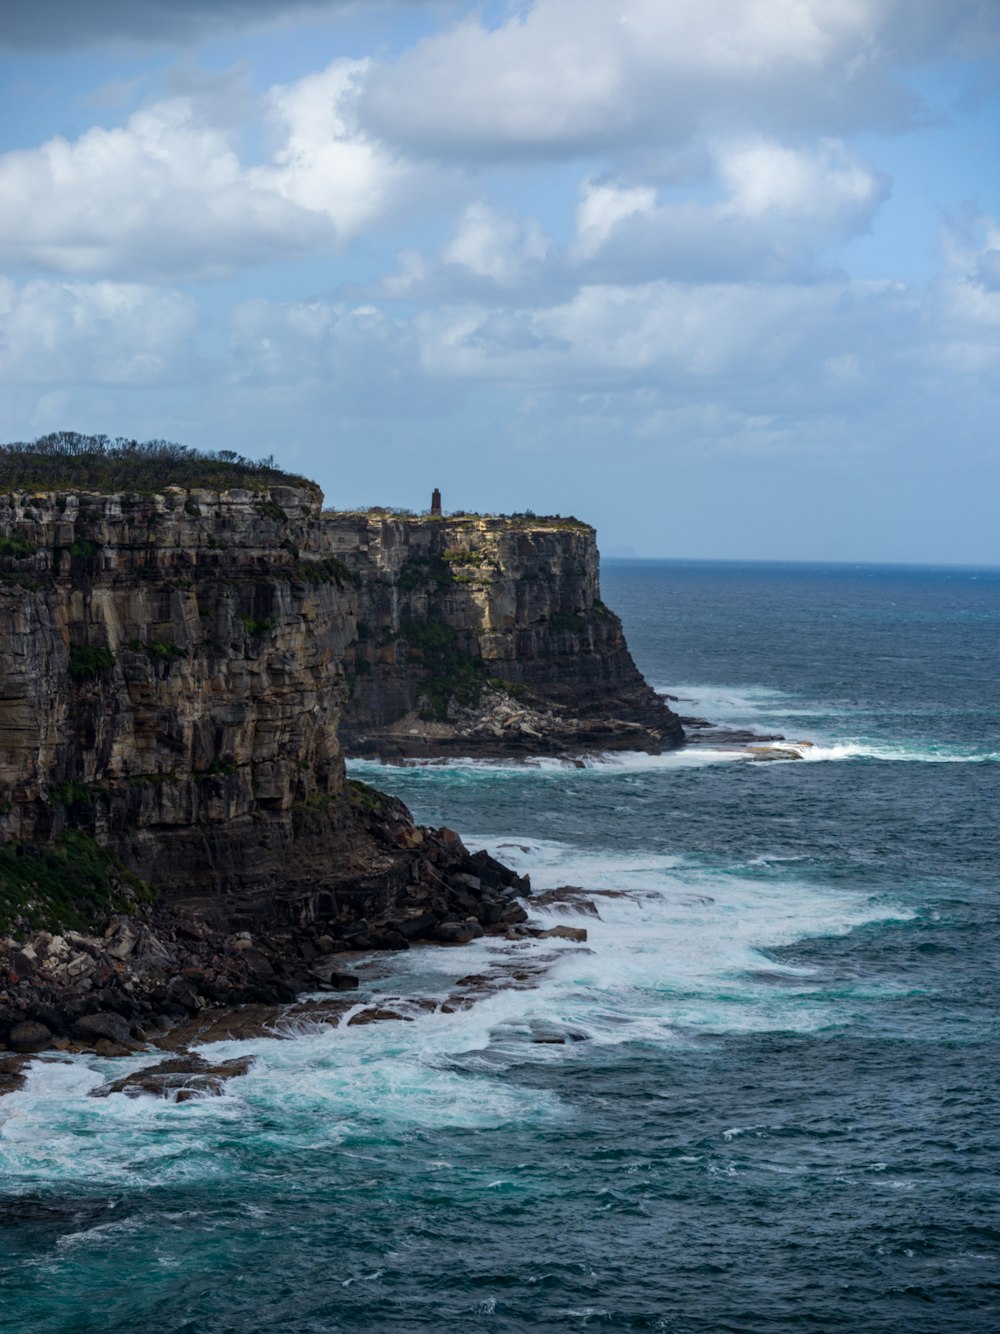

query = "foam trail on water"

[658,681,998,764]
[348,748,747,780]
[796,740,1000,764]
[0,826,912,1195]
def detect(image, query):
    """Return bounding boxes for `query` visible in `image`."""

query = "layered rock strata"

[0,483,356,918]
[327,512,684,756]
[0,485,678,1058]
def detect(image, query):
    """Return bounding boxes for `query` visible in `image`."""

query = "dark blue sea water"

[2,560,999,1333]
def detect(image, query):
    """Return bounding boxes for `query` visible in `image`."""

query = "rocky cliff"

[0,478,678,946]
[0,484,525,943]
[0,483,349,915]
[0,464,683,1057]
[327,511,684,756]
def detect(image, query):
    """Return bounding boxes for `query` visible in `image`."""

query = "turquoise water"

[2,560,999,1332]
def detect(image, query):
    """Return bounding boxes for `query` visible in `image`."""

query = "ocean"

[2,559,998,1332]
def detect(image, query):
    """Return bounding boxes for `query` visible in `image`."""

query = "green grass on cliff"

[400,620,488,720]
[0,832,152,936]
[0,433,319,497]
[344,778,393,815]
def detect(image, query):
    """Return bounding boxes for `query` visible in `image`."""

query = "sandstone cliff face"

[326,513,684,754]
[0,483,359,920]
[0,492,677,938]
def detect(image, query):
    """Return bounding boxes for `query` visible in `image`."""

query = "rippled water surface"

[2,560,999,1332]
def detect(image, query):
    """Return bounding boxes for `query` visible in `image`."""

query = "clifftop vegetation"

[337,505,592,531]
[0,432,319,497]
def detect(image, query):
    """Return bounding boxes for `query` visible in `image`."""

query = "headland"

[0,436,682,1070]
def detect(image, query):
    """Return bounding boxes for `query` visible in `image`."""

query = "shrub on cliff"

[0,432,318,496]
[400,619,487,720]
[0,832,152,934]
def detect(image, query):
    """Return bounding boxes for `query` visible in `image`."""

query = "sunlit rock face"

[326,511,684,756]
[0,493,679,926]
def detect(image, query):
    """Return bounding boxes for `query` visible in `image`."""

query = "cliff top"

[0,436,592,533]
[0,433,320,499]
[329,507,593,532]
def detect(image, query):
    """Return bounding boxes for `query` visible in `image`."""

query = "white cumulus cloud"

[0,61,413,279]
[361,0,995,158]
[0,278,199,383]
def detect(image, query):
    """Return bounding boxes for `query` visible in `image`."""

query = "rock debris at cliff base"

[0,793,529,1061]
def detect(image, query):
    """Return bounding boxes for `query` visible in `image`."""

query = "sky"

[0,1,998,563]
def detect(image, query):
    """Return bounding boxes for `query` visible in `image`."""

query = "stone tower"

[431,487,442,516]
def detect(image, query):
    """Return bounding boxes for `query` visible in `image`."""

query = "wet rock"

[8,1020,52,1053]
[434,918,484,944]
[499,901,529,925]
[534,925,589,943]
[747,745,803,761]
[0,1055,27,1097]
[94,1039,135,1058]
[94,1054,254,1101]
[391,910,440,940]
[531,888,600,917]
[72,1011,133,1045]
[310,964,360,990]
[370,929,410,951]
[346,1007,412,1026]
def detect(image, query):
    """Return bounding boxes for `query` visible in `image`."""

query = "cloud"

[376,200,553,298]
[225,296,450,416]
[253,60,414,244]
[441,202,550,286]
[572,140,887,283]
[932,212,1000,381]
[361,0,998,159]
[574,182,657,260]
[716,137,886,230]
[414,280,860,389]
[0,278,199,383]
[0,62,415,279]
[370,136,887,302]
[0,0,365,50]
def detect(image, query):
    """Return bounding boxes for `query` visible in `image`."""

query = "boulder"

[94,1039,134,1058]
[531,888,599,916]
[434,918,484,944]
[104,918,140,961]
[12,950,37,978]
[347,1008,412,1026]
[390,910,439,940]
[312,969,360,991]
[8,1020,52,1053]
[72,1011,132,1045]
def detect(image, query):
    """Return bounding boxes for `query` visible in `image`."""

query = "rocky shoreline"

[347,685,675,761]
[0,451,749,1101]
[0,886,598,1103]
[0,792,529,1081]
